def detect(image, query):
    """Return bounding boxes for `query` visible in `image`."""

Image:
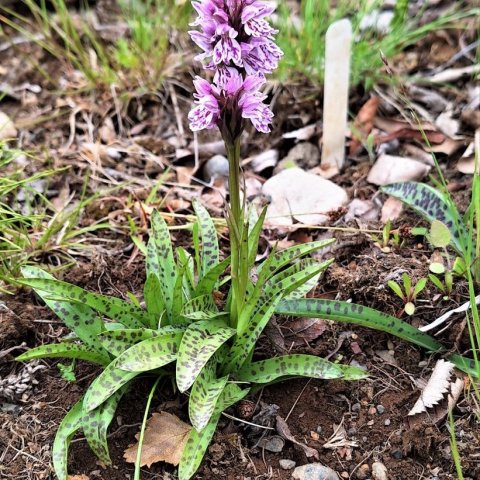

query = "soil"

[1,1,479,479]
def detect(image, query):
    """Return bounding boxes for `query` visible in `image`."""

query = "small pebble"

[341,471,349,479]
[377,404,385,414]
[203,154,229,182]
[356,463,370,480]
[371,461,388,480]
[258,435,284,453]
[292,463,341,480]
[352,403,361,412]
[367,420,374,426]
[347,427,357,436]
[316,425,322,434]
[279,459,296,470]
[392,450,403,459]
[384,419,391,426]
[368,406,377,415]
[310,431,320,441]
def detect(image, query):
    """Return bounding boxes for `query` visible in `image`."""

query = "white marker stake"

[320,19,352,178]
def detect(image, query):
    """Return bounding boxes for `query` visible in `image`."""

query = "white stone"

[292,463,340,480]
[367,154,431,186]
[321,19,352,177]
[372,461,389,480]
[262,168,348,226]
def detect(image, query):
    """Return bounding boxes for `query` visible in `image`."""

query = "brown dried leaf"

[285,317,327,344]
[276,415,319,460]
[124,412,192,467]
[68,475,89,480]
[349,96,380,155]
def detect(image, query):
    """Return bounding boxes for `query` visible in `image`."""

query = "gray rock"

[280,459,296,470]
[258,435,284,453]
[274,142,320,173]
[203,154,229,182]
[372,461,388,480]
[376,404,385,414]
[292,463,340,480]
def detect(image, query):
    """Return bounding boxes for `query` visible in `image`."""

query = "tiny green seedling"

[388,272,427,315]
[371,220,403,252]
[428,262,453,301]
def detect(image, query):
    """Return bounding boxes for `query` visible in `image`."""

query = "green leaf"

[83,361,138,412]
[413,278,427,298]
[381,182,467,254]
[176,320,235,392]
[147,210,176,314]
[189,358,229,431]
[275,298,444,352]
[429,262,445,274]
[430,219,451,248]
[178,410,222,480]
[52,398,84,480]
[404,302,415,316]
[179,384,249,480]
[448,354,480,378]
[194,257,231,297]
[237,354,348,383]
[193,199,220,278]
[16,343,108,365]
[181,294,224,320]
[114,331,183,371]
[83,385,127,464]
[428,274,445,292]
[176,246,195,295]
[22,266,109,358]
[18,277,145,329]
[247,206,267,268]
[98,328,166,357]
[402,273,411,296]
[172,261,188,320]
[257,238,335,277]
[388,280,405,300]
[143,273,165,327]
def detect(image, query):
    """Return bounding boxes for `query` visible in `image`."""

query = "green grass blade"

[176,320,235,392]
[16,343,108,365]
[83,385,127,464]
[114,331,183,371]
[275,298,444,351]
[193,199,220,278]
[189,359,229,431]
[247,206,267,268]
[52,398,84,480]
[18,277,145,328]
[382,182,467,254]
[22,266,109,358]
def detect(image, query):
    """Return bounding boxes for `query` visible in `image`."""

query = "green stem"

[227,137,242,232]
[134,376,161,480]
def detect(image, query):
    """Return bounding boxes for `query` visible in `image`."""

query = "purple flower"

[188,69,274,134]
[188,0,281,135]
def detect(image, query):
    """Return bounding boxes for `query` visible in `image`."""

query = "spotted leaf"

[16,343,108,366]
[257,238,335,277]
[275,298,444,352]
[98,328,162,357]
[18,277,145,328]
[179,384,248,480]
[147,210,176,315]
[247,206,267,268]
[181,294,224,320]
[194,257,231,297]
[236,354,366,384]
[189,359,228,431]
[114,331,183,371]
[193,199,220,278]
[382,182,467,254]
[52,398,84,480]
[176,320,235,392]
[83,385,127,464]
[144,273,165,327]
[22,266,109,358]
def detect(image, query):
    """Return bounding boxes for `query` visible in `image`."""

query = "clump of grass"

[0,0,191,91]
[275,0,479,88]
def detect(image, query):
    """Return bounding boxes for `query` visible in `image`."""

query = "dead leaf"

[68,475,89,480]
[375,127,446,146]
[282,123,318,141]
[349,96,380,155]
[124,412,192,467]
[276,416,319,460]
[246,149,279,172]
[0,111,17,140]
[457,129,480,174]
[381,197,404,223]
[285,317,327,345]
[408,360,454,416]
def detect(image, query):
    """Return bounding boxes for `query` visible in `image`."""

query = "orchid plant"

[15,2,478,480]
